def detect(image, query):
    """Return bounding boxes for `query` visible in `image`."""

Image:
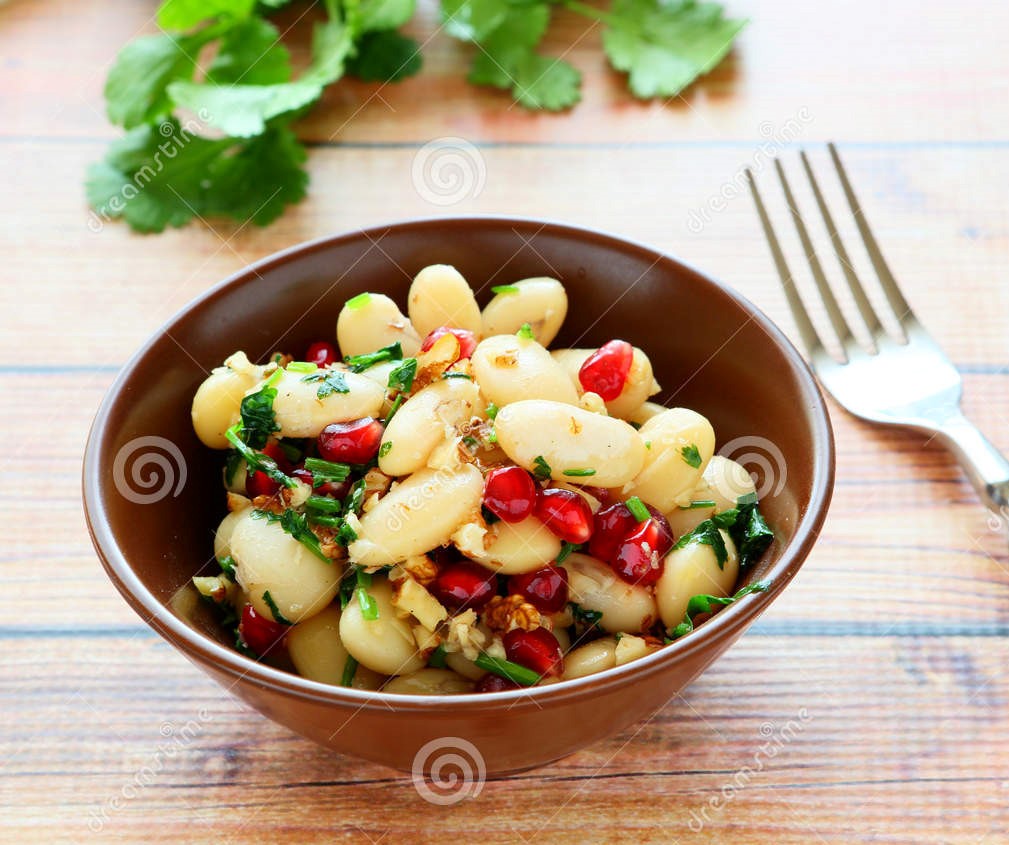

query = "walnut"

[312,525,349,562]
[251,493,285,514]
[444,609,487,661]
[362,467,392,499]
[401,554,439,586]
[226,492,250,513]
[482,594,541,633]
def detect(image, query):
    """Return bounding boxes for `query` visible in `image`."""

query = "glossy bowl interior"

[83,217,833,775]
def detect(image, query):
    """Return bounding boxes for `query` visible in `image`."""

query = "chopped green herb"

[303,457,351,486]
[462,435,479,451]
[341,654,359,686]
[629,420,643,430]
[387,357,418,392]
[569,602,603,629]
[285,360,317,373]
[356,568,378,620]
[239,383,280,448]
[680,443,702,468]
[562,468,596,477]
[673,518,728,568]
[301,369,350,398]
[306,495,341,514]
[223,451,243,486]
[680,499,717,510]
[277,439,305,464]
[428,644,448,668]
[625,496,650,522]
[345,478,366,515]
[338,571,356,610]
[675,492,774,570]
[308,514,342,528]
[667,581,771,640]
[262,590,292,625]
[516,322,535,340]
[346,292,371,310]
[378,441,393,458]
[644,440,652,450]
[485,403,499,420]
[345,342,403,373]
[556,541,580,564]
[487,425,498,444]
[225,423,295,488]
[532,455,552,480]
[217,555,237,582]
[481,505,501,525]
[334,518,358,546]
[491,284,519,295]
[442,371,473,380]
[251,508,329,562]
[474,652,540,686]
[384,393,404,424]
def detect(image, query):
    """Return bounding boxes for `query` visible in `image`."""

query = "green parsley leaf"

[347,30,422,83]
[379,441,393,458]
[601,0,746,99]
[474,652,541,686]
[157,0,255,31]
[207,17,293,85]
[680,443,702,468]
[224,451,243,486]
[239,383,280,448]
[491,284,519,295]
[345,478,367,515]
[262,590,292,625]
[562,468,596,477]
[341,654,359,686]
[516,322,535,340]
[167,79,324,138]
[532,455,552,480]
[667,580,770,640]
[345,342,403,373]
[625,495,650,522]
[252,508,330,561]
[301,369,350,398]
[673,516,728,568]
[569,601,603,630]
[388,358,418,392]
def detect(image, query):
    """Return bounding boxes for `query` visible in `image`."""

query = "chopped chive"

[555,541,579,564]
[379,441,393,458]
[442,372,472,380]
[303,457,351,485]
[516,322,535,340]
[462,435,479,451]
[341,655,359,686]
[562,468,596,477]
[306,495,342,514]
[428,644,447,668]
[346,292,371,310]
[474,652,540,687]
[285,361,318,373]
[644,440,652,450]
[487,426,497,444]
[356,569,378,620]
[225,424,296,488]
[532,455,552,480]
[264,367,284,388]
[345,479,366,515]
[308,514,342,528]
[625,496,650,522]
[491,284,519,295]
[485,403,499,420]
[262,590,292,625]
[384,393,404,424]
[680,499,717,510]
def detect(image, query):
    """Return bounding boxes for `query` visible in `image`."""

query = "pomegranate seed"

[534,488,594,544]
[582,485,615,508]
[612,518,673,586]
[305,340,337,368]
[420,326,477,360]
[245,442,290,498]
[483,466,537,523]
[504,627,564,678]
[508,566,569,614]
[578,340,634,401]
[430,561,497,610]
[291,467,350,499]
[239,603,287,656]
[588,502,637,562]
[317,417,384,464]
[475,673,522,693]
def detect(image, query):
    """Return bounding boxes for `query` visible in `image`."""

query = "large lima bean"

[471,335,578,408]
[339,579,425,675]
[336,292,421,358]
[382,668,475,695]
[408,265,482,337]
[551,346,660,420]
[495,400,646,487]
[481,277,567,346]
[467,515,562,575]
[191,353,267,449]
[287,606,384,690]
[563,637,617,680]
[656,531,739,628]
[561,553,658,634]
[268,368,384,438]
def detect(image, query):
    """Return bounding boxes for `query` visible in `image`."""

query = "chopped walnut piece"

[444,609,487,661]
[401,554,439,586]
[251,493,285,514]
[362,467,392,500]
[482,594,542,633]
[313,525,349,562]
[411,332,459,391]
[226,492,251,513]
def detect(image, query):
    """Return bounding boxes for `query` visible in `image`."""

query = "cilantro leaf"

[262,590,292,625]
[301,369,350,399]
[532,455,552,480]
[167,79,323,138]
[680,443,702,468]
[239,382,280,448]
[509,53,582,111]
[467,5,550,88]
[157,0,255,31]
[601,0,746,99]
[347,30,423,82]
[207,17,294,85]
[358,0,417,32]
[673,517,729,568]
[667,580,769,640]
[345,342,403,372]
[252,508,330,562]
[388,358,418,392]
[441,0,511,41]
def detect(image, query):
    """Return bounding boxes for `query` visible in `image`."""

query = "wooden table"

[4,0,1008,841]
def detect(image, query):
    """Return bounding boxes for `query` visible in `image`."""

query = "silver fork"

[747,143,1009,513]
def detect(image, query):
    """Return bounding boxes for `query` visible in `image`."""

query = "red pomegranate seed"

[420,326,477,360]
[578,340,634,401]
[508,566,569,614]
[245,441,290,498]
[504,627,564,678]
[291,467,350,499]
[430,561,497,610]
[317,417,384,464]
[588,502,637,562]
[582,485,615,508]
[305,340,337,368]
[534,488,594,544]
[475,673,522,693]
[612,518,673,586]
[239,603,287,656]
[483,466,537,523]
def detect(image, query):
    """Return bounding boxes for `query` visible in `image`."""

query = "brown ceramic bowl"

[83,217,833,776]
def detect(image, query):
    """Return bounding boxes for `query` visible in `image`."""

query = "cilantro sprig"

[667,580,770,640]
[673,492,774,569]
[225,423,296,489]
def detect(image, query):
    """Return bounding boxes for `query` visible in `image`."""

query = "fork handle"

[933,411,1009,512]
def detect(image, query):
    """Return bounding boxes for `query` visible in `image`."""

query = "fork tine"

[773,159,854,347]
[746,168,824,357]
[828,143,915,325]
[799,150,882,337]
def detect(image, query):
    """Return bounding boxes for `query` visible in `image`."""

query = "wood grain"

[2,0,1009,841]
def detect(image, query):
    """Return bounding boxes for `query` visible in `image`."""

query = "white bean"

[287,606,383,689]
[627,401,667,427]
[337,293,421,358]
[495,400,646,487]
[382,668,475,695]
[561,553,658,634]
[349,464,483,567]
[408,265,482,337]
[467,516,562,575]
[563,637,617,680]
[614,634,657,666]
[445,650,487,681]
[481,277,567,346]
[269,368,385,439]
[191,353,267,449]
[378,377,481,476]
[551,347,660,419]
[665,456,756,536]
[213,507,250,562]
[339,579,425,675]
[656,530,739,628]
[623,408,715,511]
[471,335,578,408]
[229,511,342,624]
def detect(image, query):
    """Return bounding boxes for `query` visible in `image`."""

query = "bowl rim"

[83,214,834,710]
